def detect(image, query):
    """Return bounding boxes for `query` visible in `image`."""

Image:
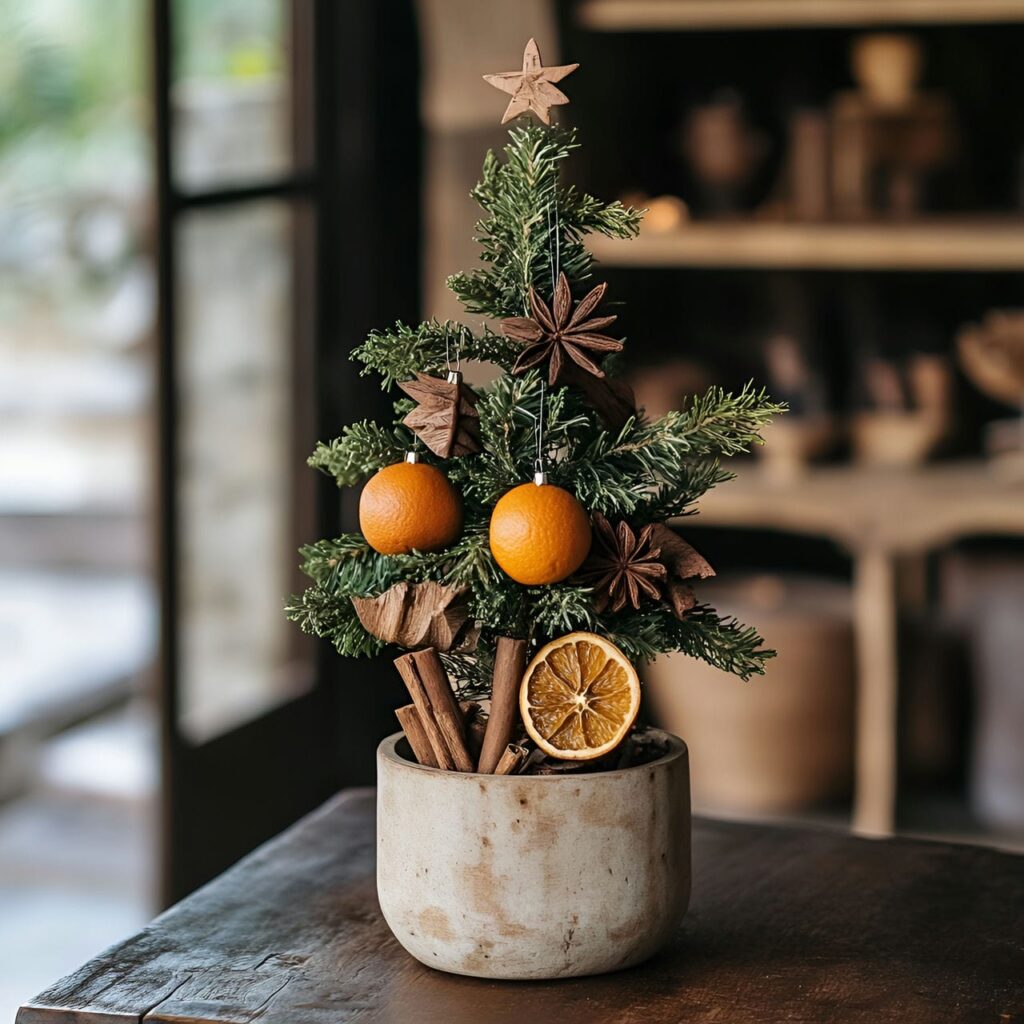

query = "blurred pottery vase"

[850,411,945,467]
[642,194,689,234]
[852,33,922,109]
[646,576,854,816]
[757,332,833,478]
[958,310,1024,476]
[831,33,954,219]
[678,91,768,216]
[630,360,709,420]
[755,416,836,481]
[851,354,951,466]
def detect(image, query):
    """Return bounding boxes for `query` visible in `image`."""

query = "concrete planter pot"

[376,729,690,980]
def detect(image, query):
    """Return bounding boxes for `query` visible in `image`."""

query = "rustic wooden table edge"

[17,787,1024,1024]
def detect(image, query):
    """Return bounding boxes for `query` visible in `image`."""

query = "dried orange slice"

[520,632,640,761]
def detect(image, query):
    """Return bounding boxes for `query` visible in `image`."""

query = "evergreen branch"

[452,371,589,507]
[604,605,774,680]
[640,458,733,523]
[353,319,521,387]
[298,535,372,587]
[308,421,409,488]
[530,583,598,637]
[441,647,495,701]
[289,120,785,697]
[449,123,642,319]
[558,386,781,517]
[677,383,785,458]
[285,586,385,659]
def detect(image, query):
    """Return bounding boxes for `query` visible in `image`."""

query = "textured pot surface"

[376,730,690,980]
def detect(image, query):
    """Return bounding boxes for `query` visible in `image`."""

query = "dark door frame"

[151,0,420,904]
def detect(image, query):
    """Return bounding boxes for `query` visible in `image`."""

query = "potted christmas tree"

[288,40,782,980]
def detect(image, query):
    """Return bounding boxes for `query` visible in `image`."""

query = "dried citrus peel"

[519,632,640,761]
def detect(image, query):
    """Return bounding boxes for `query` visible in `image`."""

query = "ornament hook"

[533,380,547,485]
[444,324,463,383]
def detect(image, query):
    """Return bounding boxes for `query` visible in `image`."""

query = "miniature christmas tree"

[287,40,783,772]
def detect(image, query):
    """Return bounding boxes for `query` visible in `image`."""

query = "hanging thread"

[534,380,547,485]
[545,187,561,296]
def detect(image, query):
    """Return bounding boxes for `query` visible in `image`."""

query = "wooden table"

[19,789,1024,1024]
[694,461,1024,837]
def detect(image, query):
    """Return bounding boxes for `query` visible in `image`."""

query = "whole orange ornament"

[359,459,462,555]
[489,481,592,585]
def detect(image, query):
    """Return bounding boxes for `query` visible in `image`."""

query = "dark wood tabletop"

[17,789,1024,1024]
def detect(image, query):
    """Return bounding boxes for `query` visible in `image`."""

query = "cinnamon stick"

[394,648,475,772]
[495,743,528,775]
[395,704,438,768]
[394,656,456,771]
[478,636,527,773]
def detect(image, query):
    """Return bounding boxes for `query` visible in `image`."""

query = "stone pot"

[376,729,690,980]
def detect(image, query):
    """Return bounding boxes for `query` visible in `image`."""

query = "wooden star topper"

[483,38,579,125]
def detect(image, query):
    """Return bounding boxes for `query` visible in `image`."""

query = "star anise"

[577,515,716,618]
[501,272,623,386]
[577,513,668,614]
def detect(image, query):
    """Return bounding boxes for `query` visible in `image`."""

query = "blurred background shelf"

[578,0,1024,31]
[417,1,1024,849]
[689,460,1024,837]
[695,461,1024,547]
[590,220,1024,271]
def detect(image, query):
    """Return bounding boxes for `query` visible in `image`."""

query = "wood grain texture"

[577,0,1024,31]
[19,789,1024,1024]
[587,220,1024,271]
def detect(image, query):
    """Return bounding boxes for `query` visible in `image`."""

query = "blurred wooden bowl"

[850,411,945,467]
[754,416,836,481]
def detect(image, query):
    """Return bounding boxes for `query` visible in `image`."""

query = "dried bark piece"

[664,580,698,618]
[560,361,637,432]
[648,524,715,579]
[483,38,579,126]
[502,273,623,387]
[648,523,715,620]
[351,581,479,652]
[398,372,481,459]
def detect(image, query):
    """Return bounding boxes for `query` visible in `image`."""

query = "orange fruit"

[488,483,591,585]
[520,632,640,760]
[359,461,462,555]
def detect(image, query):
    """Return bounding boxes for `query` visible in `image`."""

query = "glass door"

[151,0,421,902]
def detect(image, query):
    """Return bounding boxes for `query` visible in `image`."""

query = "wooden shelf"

[589,220,1024,271]
[691,460,1024,552]
[578,0,1024,31]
